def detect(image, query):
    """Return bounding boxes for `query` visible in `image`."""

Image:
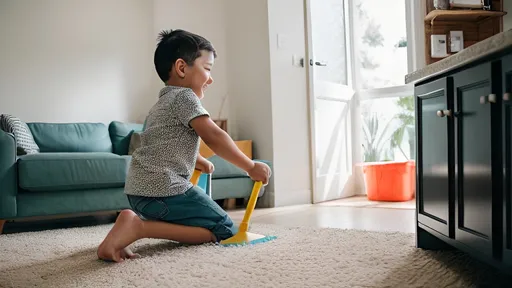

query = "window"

[353,0,408,90]
[360,96,415,162]
[348,0,421,163]
[310,0,348,86]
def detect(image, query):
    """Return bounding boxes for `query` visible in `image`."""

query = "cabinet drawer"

[502,54,512,265]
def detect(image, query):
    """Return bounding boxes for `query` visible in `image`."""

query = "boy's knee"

[212,218,235,242]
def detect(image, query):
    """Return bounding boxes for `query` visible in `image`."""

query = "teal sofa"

[0,121,271,233]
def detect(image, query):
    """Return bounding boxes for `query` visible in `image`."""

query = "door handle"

[310,59,327,66]
[480,94,497,104]
[436,110,452,117]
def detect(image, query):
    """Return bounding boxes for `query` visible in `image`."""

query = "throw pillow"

[0,114,40,155]
[128,131,142,155]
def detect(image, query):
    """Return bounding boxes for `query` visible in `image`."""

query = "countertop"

[405,29,512,85]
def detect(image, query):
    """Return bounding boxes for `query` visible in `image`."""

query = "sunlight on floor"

[316,195,416,210]
[227,196,416,234]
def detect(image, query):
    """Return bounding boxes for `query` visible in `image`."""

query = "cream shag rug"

[0,224,509,287]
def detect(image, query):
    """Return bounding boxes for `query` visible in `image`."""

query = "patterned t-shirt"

[125,86,209,197]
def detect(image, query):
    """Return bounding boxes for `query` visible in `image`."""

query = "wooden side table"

[199,140,252,159]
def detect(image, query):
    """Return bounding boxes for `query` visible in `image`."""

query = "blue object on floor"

[197,173,211,197]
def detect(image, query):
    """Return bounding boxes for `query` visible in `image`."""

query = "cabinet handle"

[504,93,510,101]
[480,94,497,104]
[436,109,452,117]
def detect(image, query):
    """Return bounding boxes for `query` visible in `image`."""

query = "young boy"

[97,29,272,262]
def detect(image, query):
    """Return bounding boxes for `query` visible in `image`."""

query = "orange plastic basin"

[362,160,416,202]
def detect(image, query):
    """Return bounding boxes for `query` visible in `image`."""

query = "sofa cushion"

[27,123,112,153]
[209,155,247,179]
[109,121,144,155]
[18,152,131,192]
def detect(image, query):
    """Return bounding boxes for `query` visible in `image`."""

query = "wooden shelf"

[425,10,506,25]
[423,0,505,65]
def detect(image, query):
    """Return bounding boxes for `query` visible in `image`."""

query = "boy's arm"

[190,116,254,172]
[171,89,255,174]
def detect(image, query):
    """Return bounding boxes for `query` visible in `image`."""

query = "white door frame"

[304,0,317,204]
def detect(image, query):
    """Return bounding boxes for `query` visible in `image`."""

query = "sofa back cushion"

[109,121,144,155]
[27,123,113,153]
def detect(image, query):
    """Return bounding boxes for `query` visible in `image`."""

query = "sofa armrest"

[0,130,17,218]
[209,156,273,180]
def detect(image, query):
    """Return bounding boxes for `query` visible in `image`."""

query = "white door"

[306,0,355,203]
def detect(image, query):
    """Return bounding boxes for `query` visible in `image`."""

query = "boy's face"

[183,50,215,99]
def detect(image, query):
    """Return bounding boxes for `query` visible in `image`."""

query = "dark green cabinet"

[414,53,512,272]
[502,54,512,265]
[453,62,495,258]
[416,77,454,238]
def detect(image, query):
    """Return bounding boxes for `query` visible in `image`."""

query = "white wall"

[225,0,277,206]
[267,0,312,206]
[0,0,154,124]
[0,0,313,207]
[225,0,312,207]
[153,0,231,133]
[504,0,512,31]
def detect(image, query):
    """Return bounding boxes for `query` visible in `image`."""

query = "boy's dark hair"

[154,29,217,83]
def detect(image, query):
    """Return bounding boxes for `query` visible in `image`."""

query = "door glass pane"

[310,0,347,85]
[315,99,350,175]
[353,0,408,90]
[361,96,415,162]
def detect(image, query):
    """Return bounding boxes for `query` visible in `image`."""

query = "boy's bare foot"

[97,209,144,263]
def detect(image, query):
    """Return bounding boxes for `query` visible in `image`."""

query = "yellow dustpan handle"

[190,169,202,186]
[238,181,263,233]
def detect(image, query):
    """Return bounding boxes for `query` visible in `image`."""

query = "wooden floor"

[229,203,415,234]
[2,196,416,234]
[315,195,416,210]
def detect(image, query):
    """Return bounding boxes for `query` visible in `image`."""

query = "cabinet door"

[416,77,454,237]
[453,62,495,258]
[502,54,512,264]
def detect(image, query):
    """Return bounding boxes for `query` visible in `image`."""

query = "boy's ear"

[174,59,187,79]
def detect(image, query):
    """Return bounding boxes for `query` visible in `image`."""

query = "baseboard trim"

[274,189,312,207]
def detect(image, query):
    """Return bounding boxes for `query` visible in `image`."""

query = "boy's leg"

[97,210,216,262]
[158,186,236,242]
[97,188,234,262]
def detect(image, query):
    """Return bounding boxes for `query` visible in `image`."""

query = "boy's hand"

[247,162,272,185]
[196,154,215,174]
[197,160,215,174]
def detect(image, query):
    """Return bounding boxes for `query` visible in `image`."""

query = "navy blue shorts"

[127,185,235,242]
